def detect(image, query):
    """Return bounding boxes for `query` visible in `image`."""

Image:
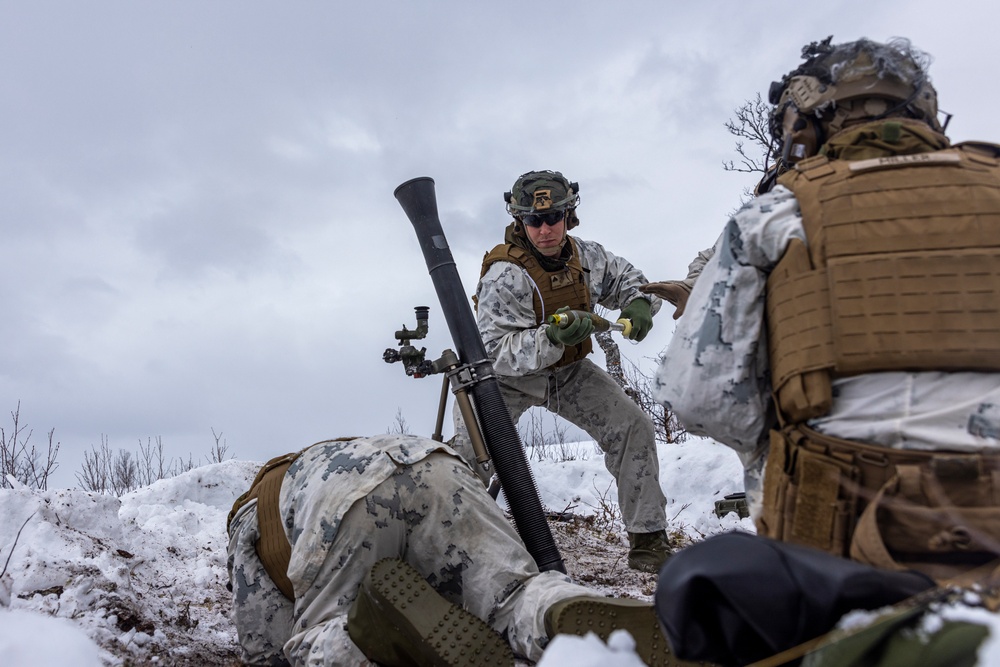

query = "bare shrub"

[0,402,59,490]
[77,430,227,496]
[75,436,109,494]
[207,428,231,464]
[519,409,553,462]
[138,436,170,483]
[77,435,139,496]
[518,410,595,463]
[386,408,411,435]
[582,478,624,535]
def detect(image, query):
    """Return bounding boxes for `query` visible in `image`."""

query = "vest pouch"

[850,461,1000,582]
[479,239,593,368]
[759,429,792,540]
[760,427,859,556]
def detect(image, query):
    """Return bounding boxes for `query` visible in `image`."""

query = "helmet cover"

[768,37,941,163]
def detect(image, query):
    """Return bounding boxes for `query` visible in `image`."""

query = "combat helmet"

[768,36,942,171]
[504,170,581,230]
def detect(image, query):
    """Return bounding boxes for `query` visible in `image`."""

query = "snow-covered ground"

[0,436,996,665]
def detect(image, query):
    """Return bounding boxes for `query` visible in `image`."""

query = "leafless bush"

[0,402,59,490]
[519,410,596,463]
[386,408,411,435]
[77,435,137,496]
[625,355,687,445]
[175,453,197,475]
[76,431,223,497]
[138,436,170,482]
[207,428,231,464]
[520,409,553,461]
[582,478,624,535]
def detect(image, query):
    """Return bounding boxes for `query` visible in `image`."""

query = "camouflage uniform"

[452,236,667,534]
[227,434,599,665]
[654,186,1000,515]
[677,243,716,291]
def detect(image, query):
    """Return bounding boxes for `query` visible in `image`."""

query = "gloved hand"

[640,281,692,320]
[619,298,653,341]
[545,306,595,346]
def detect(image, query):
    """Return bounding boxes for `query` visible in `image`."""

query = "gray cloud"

[1,0,996,485]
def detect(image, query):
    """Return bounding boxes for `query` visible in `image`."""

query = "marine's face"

[522,212,567,257]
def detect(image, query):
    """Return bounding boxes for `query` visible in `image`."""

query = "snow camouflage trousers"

[227,436,594,665]
[452,358,668,533]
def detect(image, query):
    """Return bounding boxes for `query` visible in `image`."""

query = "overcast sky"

[3,0,997,485]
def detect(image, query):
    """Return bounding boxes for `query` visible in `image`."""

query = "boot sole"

[365,558,514,667]
[628,556,665,573]
[546,596,694,667]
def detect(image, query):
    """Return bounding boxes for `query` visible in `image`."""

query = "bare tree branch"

[0,402,59,490]
[722,92,775,175]
[207,428,231,464]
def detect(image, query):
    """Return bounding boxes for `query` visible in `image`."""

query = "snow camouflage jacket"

[280,435,461,588]
[228,434,596,665]
[476,235,661,377]
[654,185,1000,507]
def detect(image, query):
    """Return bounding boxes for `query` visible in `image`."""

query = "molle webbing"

[760,425,1000,581]
[480,238,592,367]
[228,451,300,599]
[769,146,1000,423]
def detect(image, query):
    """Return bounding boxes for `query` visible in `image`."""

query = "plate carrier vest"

[479,237,592,368]
[759,133,1000,581]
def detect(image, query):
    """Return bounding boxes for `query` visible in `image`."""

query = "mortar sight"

[394,306,429,343]
[384,306,434,378]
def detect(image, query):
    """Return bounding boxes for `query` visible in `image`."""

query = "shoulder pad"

[778,155,835,187]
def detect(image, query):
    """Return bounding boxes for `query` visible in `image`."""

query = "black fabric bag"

[654,532,935,666]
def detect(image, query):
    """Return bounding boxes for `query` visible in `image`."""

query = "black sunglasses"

[522,211,565,228]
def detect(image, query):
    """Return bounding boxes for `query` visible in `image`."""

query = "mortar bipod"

[432,349,492,471]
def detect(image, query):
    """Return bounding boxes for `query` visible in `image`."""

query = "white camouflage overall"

[452,236,668,534]
[227,434,598,665]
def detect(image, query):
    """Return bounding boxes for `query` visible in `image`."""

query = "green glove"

[546,307,595,346]
[620,298,653,341]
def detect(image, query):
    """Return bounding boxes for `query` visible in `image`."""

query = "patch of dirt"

[549,513,661,598]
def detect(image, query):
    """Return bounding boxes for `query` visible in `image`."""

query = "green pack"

[802,599,991,667]
[714,492,749,519]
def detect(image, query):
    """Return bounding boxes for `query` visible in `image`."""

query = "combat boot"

[347,558,514,667]
[628,530,673,573]
[544,595,690,667]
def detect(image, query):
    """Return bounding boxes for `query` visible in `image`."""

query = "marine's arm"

[681,241,718,288]
[653,187,805,457]
[640,238,720,319]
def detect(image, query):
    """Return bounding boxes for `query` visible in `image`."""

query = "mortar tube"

[394,176,565,574]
